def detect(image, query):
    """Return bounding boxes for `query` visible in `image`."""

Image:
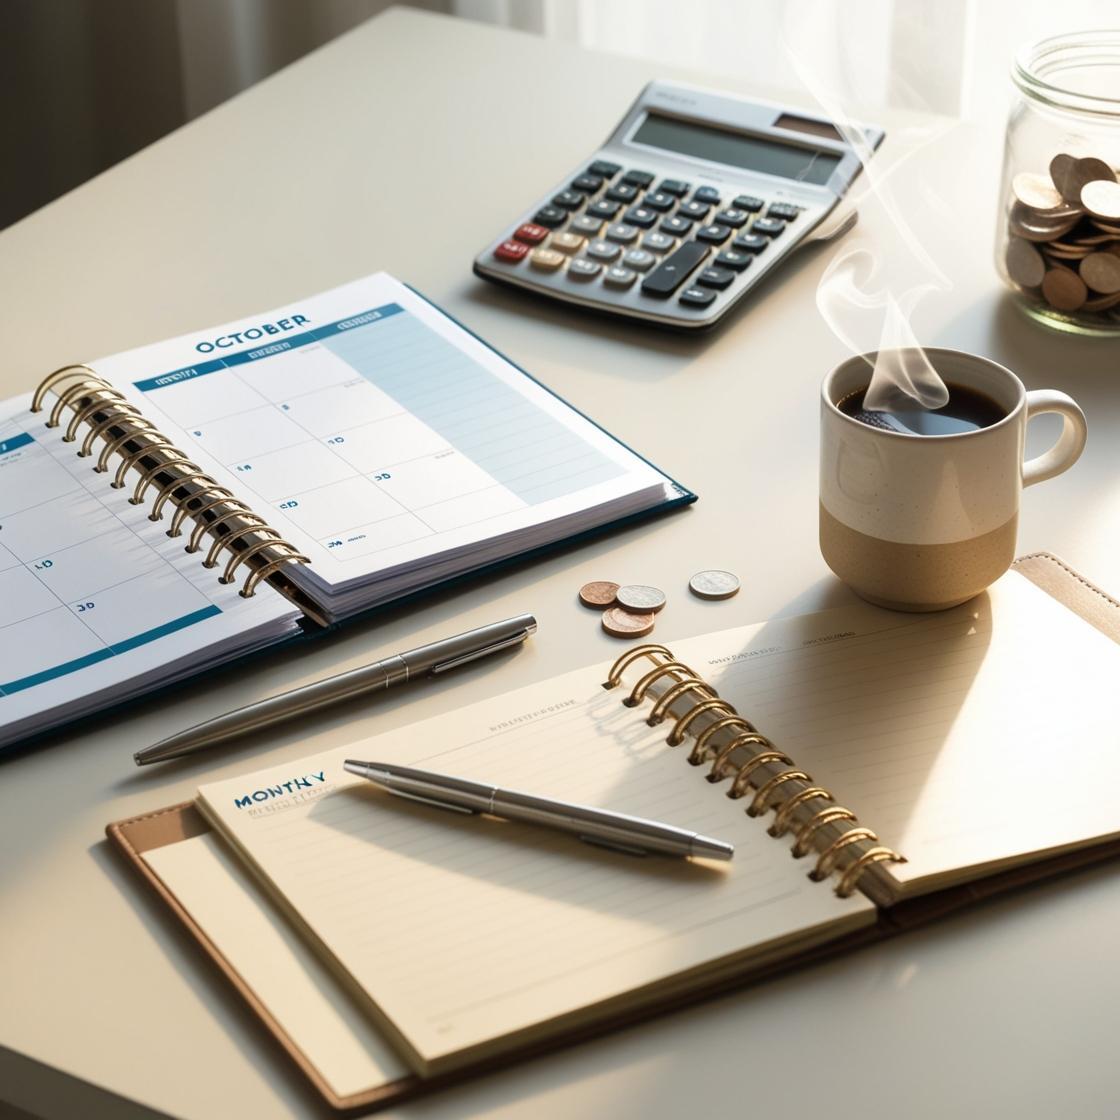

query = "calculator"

[474,81,884,329]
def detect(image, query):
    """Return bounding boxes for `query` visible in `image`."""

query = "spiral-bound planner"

[109,555,1120,1111]
[0,273,691,749]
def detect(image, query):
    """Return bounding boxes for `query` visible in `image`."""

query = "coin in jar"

[1005,237,1046,287]
[1041,267,1089,311]
[578,580,620,609]
[1081,179,1120,222]
[1068,156,1117,196]
[615,584,667,613]
[688,570,741,600]
[1049,152,1079,201]
[1012,171,1065,212]
[1080,252,1120,294]
[601,607,655,638]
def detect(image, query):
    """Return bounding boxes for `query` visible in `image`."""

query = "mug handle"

[1022,390,1087,488]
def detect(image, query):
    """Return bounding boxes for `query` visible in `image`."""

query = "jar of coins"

[996,31,1120,336]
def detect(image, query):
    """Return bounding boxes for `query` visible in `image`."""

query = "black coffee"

[838,381,1006,436]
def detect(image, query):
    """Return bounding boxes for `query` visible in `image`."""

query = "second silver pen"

[343,760,734,861]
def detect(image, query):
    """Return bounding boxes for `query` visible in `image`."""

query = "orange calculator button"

[494,239,530,263]
[513,223,550,244]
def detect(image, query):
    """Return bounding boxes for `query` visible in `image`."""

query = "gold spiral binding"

[167,489,242,539]
[602,645,674,689]
[624,661,701,708]
[688,716,755,765]
[604,646,907,896]
[646,678,717,724]
[768,787,833,838]
[791,807,857,859]
[80,404,147,457]
[33,370,312,601]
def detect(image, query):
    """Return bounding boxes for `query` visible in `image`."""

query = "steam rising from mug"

[781,2,954,412]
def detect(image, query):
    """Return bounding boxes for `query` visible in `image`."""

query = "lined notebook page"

[198,668,873,1074]
[673,569,1120,893]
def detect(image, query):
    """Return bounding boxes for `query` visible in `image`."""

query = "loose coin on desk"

[615,584,667,613]
[688,570,741,600]
[579,581,620,608]
[602,607,656,638]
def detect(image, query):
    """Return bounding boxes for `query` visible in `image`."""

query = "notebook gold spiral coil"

[604,644,905,898]
[31,365,311,600]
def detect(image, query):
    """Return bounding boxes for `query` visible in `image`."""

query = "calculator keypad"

[480,159,810,324]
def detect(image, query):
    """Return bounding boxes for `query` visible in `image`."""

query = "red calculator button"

[494,239,530,263]
[513,223,550,244]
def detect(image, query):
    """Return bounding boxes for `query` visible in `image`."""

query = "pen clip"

[431,630,531,674]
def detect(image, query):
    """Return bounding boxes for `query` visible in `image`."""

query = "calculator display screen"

[631,113,842,185]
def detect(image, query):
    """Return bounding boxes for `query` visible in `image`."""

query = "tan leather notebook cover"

[106,553,1120,1115]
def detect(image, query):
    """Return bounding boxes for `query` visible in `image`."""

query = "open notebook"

[109,556,1120,1110]
[2,273,691,749]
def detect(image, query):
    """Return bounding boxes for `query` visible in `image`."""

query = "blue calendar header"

[0,432,33,456]
[134,302,405,392]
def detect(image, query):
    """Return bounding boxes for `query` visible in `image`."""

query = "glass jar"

[995,30,1120,337]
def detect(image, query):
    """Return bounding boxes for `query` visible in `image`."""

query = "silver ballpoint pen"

[343,760,735,861]
[134,614,537,766]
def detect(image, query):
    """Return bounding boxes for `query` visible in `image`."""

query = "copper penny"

[579,580,620,609]
[1005,237,1046,287]
[1041,267,1089,311]
[601,607,655,638]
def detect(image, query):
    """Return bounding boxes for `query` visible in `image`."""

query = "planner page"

[90,273,675,616]
[197,667,873,1075]
[0,397,300,747]
[670,569,1120,897]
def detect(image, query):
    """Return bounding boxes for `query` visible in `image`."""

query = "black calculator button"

[696,266,735,290]
[695,224,731,245]
[622,169,656,187]
[658,179,689,196]
[715,249,753,272]
[752,217,786,237]
[588,159,622,178]
[605,183,639,203]
[586,199,622,220]
[622,249,656,272]
[767,202,801,221]
[679,286,717,308]
[623,206,657,229]
[571,215,604,236]
[643,191,675,212]
[603,265,637,289]
[552,190,584,211]
[642,231,676,253]
[532,206,567,228]
[678,200,709,220]
[586,239,621,262]
[692,186,721,205]
[567,258,602,281]
[733,195,765,212]
[572,174,603,193]
[732,233,769,253]
[659,215,692,236]
[714,208,748,228]
[640,241,710,298]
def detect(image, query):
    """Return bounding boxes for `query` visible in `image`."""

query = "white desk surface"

[3,9,1120,1119]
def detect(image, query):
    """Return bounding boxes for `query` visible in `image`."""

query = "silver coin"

[1081,179,1120,222]
[688,570,741,601]
[615,584,667,613]
[1005,237,1046,287]
[1012,171,1065,212]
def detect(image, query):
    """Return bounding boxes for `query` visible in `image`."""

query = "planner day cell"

[417,485,526,533]
[376,451,515,514]
[0,606,106,690]
[141,370,269,429]
[320,511,432,560]
[29,532,164,605]
[231,440,359,502]
[0,567,65,628]
[277,380,404,438]
[187,405,308,463]
[275,476,404,540]
[330,413,449,476]
[235,345,359,403]
[0,444,82,520]
[0,491,118,563]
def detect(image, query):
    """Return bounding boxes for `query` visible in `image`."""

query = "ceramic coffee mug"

[820,347,1087,611]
